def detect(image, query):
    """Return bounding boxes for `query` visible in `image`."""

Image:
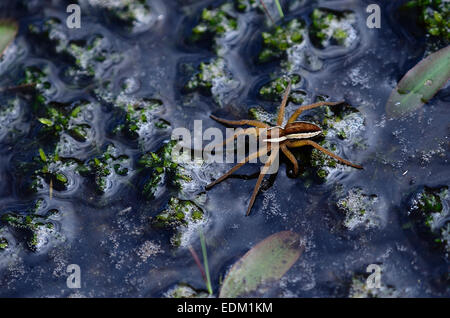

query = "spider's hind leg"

[246,146,280,216]
[287,140,363,169]
[280,143,299,176]
[206,146,270,190]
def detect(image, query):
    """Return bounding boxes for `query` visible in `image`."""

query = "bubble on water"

[0,41,26,73]
[262,188,285,220]
[0,98,23,142]
[284,42,323,72]
[326,111,365,141]
[347,66,370,89]
[136,241,162,263]
[121,77,141,94]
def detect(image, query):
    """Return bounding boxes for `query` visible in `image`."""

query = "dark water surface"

[0,0,448,297]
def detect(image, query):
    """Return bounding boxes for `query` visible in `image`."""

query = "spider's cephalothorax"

[206,81,363,216]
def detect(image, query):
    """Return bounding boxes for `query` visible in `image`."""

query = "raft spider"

[206,81,363,216]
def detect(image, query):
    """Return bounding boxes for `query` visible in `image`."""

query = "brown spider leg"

[205,127,260,153]
[287,101,345,124]
[0,82,36,93]
[206,146,270,190]
[280,143,298,176]
[287,140,363,169]
[277,80,292,126]
[210,114,269,128]
[246,146,280,216]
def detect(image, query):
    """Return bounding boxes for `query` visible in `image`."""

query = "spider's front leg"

[204,127,261,153]
[276,80,291,126]
[287,101,345,124]
[210,115,269,128]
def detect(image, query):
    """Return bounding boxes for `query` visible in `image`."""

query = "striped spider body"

[207,81,363,215]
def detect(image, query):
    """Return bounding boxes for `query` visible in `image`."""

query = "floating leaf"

[386,45,450,118]
[0,20,18,58]
[219,231,303,298]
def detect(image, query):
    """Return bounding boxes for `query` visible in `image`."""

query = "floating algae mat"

[0,0,449,298]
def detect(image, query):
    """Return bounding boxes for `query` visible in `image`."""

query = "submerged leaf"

[386,45,450,118]
[0,20,18,58]
[38,118,53,126]
[39,148,47,162]
[219,231,303,298]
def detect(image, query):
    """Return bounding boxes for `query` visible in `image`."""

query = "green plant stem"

[199,228,213,295]
[275,0,284,18]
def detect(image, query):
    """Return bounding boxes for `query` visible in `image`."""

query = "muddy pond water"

[0,0,448,297]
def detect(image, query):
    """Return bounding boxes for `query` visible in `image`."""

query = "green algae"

[21,66,52,93]
[186,58,232,93]
[67,36,109,77]
[88,0,151,28]
[153,197,204,227]
[20,66,55,111]
[165,283,209,298]
[248,106,278,125]
[404,0,449,43]
[1,207,59,252]
[259,74,305,103]
[95,81,170,142]
[234,0,258,13]
[78,144,130,193]
[417,187,445,214]
[114,98,167,140]
[65,36,121,80]
[139,141,190,199]
[191,3,238,48]
[337,188,380,231]
[409,186,450,254]
[28,18,68,52]
[30,148,75,192]
[28,142,130,194]
[0,237,8,250]
[309,8,356,48]
[37,101,93,143]
[152,197,205,247]
[259,19,305,63]
[185,58,238,106]
[349,275,400,298]
[29,19,120,80]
